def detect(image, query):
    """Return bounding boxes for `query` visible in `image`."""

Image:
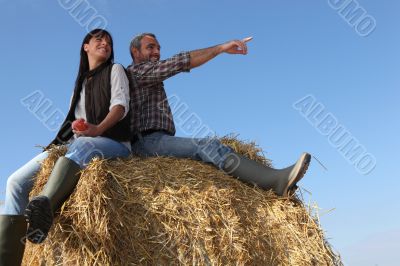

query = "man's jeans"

[3,136,130,215]
[131,131,233,169]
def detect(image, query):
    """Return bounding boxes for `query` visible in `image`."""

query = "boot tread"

[24,196,53,244]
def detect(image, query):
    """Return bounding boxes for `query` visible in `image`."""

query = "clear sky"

[0,1,399,265]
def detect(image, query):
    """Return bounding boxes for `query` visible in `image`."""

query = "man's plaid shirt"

[127,52,191,137]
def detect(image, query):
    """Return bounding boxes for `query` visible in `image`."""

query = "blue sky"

[0,1,399,265]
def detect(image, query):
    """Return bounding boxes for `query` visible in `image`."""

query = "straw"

[22,137,342,265]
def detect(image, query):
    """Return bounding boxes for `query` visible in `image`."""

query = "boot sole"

[24,196,54,244]
[283,153,311,197]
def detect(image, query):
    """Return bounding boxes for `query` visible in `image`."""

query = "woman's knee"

[5,155,44,194]
[6,175,20,192]
[6,172,31,195]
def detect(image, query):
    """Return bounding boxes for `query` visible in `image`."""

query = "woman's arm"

[74,105,125,137]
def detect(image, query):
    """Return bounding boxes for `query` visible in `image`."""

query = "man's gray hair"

[129,33,157,61]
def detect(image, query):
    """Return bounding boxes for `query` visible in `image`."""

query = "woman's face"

[83,34,112,63]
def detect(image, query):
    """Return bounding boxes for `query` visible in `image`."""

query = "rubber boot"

[0,215,27,266]
[24,156,81,244]
[223,152,311,196]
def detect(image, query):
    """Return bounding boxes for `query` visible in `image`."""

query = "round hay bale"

[22,137,342,265]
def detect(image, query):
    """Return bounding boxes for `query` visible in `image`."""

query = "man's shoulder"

[127,61,152,72]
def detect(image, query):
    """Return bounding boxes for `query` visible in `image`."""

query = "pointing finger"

[242,36,253,43]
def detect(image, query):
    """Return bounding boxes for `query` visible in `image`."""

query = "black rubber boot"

[0,215,27,266]
[223,152,311,196]
[24,156,81,244]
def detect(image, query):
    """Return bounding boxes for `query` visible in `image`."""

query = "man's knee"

[197,138,231,164]
[198,137,224,152]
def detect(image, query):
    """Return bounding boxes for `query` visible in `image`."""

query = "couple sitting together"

[0,29,311,265]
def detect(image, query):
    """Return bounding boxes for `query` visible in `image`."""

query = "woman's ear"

[83,43,89,52]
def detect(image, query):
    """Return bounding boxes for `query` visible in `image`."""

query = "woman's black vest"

[46,62,130,149]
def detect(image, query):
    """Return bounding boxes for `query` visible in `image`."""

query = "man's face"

[133,35,161,63]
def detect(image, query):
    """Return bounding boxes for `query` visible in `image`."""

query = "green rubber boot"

[0,215,27,266]
[24,156,81,244]
[223,152,311,196]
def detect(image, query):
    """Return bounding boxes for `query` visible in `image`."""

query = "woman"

[0,29,130,265]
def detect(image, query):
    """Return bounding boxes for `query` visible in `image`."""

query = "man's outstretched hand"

[220,36,253,55]
[189,36,253,69]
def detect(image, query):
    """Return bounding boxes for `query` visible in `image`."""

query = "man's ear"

[132,48,140,59]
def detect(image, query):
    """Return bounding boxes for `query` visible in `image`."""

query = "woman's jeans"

[3,136,130,215]
[131,131,233,169]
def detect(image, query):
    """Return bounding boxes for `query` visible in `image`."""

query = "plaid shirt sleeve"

[131,51,191,88]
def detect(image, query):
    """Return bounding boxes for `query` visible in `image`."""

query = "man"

[127,33,311,196]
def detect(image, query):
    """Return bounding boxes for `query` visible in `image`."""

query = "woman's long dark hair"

[74,29,114,89]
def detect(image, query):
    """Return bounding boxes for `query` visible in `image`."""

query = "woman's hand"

[72,105,125,138]
[73,122,104,137]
